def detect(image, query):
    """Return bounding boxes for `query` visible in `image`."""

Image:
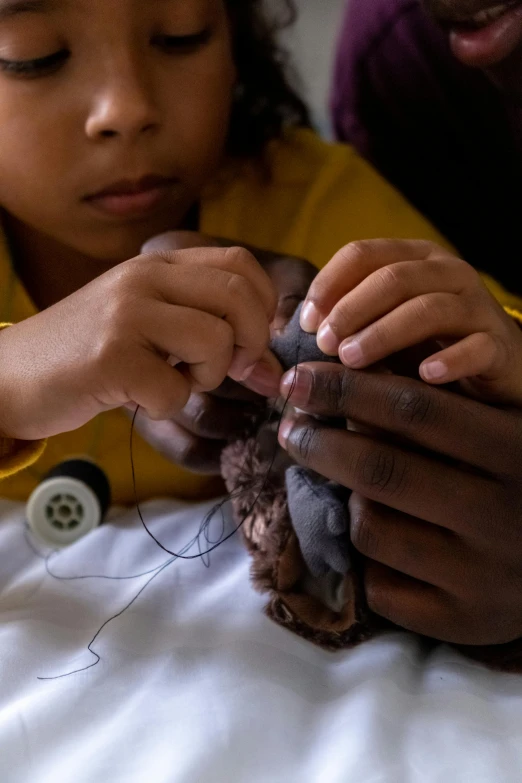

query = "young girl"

[0,0,518,509]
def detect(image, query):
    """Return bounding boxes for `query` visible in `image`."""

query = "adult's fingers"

[280,363,521,475]
[132,413,225,475]
[278,414,499,539]
[210,377,264,403]
[174,393,261,440]
[300,239,455,333]
[362,562,476,643]
[349,494,466,592]
[363,560,522,646]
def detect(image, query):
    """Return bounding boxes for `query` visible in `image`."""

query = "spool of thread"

[26,459,111,548]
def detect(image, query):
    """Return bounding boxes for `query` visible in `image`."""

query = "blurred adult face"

[423,0,522,102]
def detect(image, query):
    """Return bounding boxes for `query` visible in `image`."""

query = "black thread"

[35,352,300,680]
[37,556,179,680]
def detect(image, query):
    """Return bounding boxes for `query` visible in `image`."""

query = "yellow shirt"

[0,129,520,504]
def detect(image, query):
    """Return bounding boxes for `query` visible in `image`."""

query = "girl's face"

[0,0,236,261]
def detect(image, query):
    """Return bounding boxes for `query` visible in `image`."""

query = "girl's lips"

[84,176,177,219]
[449,3,522,67]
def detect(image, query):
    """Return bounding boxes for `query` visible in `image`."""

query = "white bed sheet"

[0,497,521,783]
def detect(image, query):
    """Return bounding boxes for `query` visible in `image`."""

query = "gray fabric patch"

[285,465,351,577]
[270,302,352,581]
[271,303,340,371]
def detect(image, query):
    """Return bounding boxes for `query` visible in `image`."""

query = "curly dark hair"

[225,0,311,157]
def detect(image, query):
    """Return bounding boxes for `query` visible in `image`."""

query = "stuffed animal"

[221,303,377,650]
[221,303,522,670]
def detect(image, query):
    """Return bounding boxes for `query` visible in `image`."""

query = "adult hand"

[277,362,522,648]
[134,231,317,474]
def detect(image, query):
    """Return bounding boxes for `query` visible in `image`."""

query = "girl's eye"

[0,49,69,79]
[154,28,212,53]
[0,27,212,79]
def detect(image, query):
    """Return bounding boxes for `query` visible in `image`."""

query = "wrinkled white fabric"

[0,498,521,783]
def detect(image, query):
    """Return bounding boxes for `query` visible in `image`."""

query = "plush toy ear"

[221,303,375,650]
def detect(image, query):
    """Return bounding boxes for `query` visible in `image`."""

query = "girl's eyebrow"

[0,0,63,18]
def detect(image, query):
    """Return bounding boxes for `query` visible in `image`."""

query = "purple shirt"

[332,0,522,294]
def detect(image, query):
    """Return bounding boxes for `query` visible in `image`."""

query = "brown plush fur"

[220,300,522,668]
[221,432,374,650]
[220,415,522,671]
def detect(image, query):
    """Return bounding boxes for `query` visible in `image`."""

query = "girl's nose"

[85,61,161,142]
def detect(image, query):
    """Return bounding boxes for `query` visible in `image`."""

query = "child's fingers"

[316,258,475,355]
[141,304,236,392]
[420,333,505,386]
[148,245,278,322]
[123,353,193,421]
[300,239,454,333]
[337,292,474,369]
[149,264,271,381]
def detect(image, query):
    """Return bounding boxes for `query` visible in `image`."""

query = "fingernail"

[280,367,312,406]
[421,360,447,380]
[300,302,321,333]
[340,340,364,368]
[278,418,294,448]
[240,360,281,397]
[317,323,340,355]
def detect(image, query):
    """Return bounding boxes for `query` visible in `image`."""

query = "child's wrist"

[0,325,34,440]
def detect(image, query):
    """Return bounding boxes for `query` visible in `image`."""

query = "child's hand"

[0,246,277,441]
[300,239,522,405]
[130,230,317,475]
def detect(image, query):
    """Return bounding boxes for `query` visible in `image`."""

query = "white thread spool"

[26,459,111,548]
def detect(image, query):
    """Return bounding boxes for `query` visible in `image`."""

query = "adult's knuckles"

[181,395,223,437]
[350,506,380,559]
[306,366,355,417]
[167,428,220,472]
[355,445,411,500]
[287,422,325,466]
[176,436,206,470]
[148,390,191,422]
[183,395,251,439]
[384,381,441,433]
